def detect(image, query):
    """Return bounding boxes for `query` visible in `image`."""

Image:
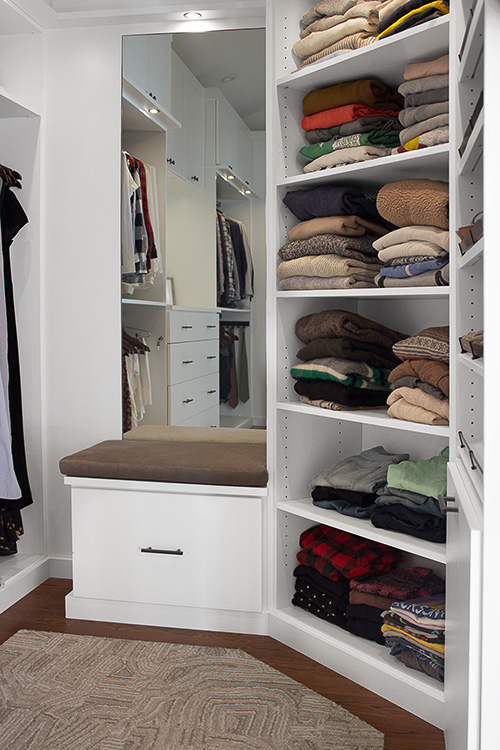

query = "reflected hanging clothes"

[0,179,32,553]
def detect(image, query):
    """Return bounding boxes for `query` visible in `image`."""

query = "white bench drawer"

[168,340,219,385]
[71,489,262,612]
[168,310,219,343]
[168,373,219,424]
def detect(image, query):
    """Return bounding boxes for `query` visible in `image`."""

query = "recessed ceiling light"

[221,75,236,83]
[184,11,202,19]
[244,190,252,194]
[148,107,159,114]
[227,175,235,180]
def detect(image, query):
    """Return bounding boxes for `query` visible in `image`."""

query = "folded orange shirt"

[302,104,401,132]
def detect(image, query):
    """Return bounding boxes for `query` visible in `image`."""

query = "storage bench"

[60,434,268,634]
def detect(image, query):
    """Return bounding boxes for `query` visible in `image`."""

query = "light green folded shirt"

[386,447,449,500]
[299,130,402,166]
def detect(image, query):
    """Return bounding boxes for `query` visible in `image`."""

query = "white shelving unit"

[267,2,454,732]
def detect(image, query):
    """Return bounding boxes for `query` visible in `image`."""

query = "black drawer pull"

[182,360,193,364]
[207,355,216,359]
[207,325,217,328]
[183,398,194,403]
[141,547,183,555]
[207,389,217,394]
[181,325,193,329]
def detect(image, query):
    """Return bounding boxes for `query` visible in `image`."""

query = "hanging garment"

[238,327,250,403]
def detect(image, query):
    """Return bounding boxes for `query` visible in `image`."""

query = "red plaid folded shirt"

[298,524,404,581]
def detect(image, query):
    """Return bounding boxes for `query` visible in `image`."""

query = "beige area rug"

[0,630,384,750]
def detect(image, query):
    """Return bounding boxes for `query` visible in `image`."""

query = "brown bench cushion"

[59,440,268,487]
[123,425,266,445]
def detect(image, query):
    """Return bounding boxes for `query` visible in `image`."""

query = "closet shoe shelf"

[277,401,450,437]
[458,237,483,268]
[458,108,483,176]
[277,16,449,90]
[277,497,447,563]
[458,0,484,82]
[278,145,449,189]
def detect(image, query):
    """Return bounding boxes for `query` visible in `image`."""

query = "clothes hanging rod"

[123,325,151,338]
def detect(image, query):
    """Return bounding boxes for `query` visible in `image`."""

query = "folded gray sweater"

[311,446,410,493]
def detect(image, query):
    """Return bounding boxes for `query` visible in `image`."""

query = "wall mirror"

[120,27,266,435]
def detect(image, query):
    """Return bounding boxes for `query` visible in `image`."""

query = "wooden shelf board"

[277,287,450,300]
[458,109,483,176]
[277,145,449,190]
[278,497,447,562]
[272,607,444,700]
[458,237,483,268]
[277,16,449,90]
[458,0,484,82]
[277,401,451,437]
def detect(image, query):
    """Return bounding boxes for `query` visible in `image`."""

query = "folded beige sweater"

[376,0,409,22]
[387,386,449,420]
[298,33,376,68]
[373,225,449,252]
[404,54,449,81]
[294,16,378,58]
[277,253,381,278]
[400,114,450,146]
[399,101,449,128]
[280,275,376,290]
[304,144,391,172]
[376,179,449,230]
[301,1,379,37]
[387,398,448,426]
[289,215,387,241]
[302,0,366,26]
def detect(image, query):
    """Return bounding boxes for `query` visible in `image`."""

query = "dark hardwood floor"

[0,579,445,749]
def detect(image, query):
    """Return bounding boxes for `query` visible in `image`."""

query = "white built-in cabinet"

[122,34,172,113]
[266,1,484,740]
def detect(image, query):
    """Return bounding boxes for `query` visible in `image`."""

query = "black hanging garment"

[0,183,32,554]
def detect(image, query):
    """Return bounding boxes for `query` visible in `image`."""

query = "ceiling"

[172,29,265,131]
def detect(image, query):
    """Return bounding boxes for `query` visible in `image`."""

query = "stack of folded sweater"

[294,0,381,69]
[292,309,406,410]
[387,325,449,425]
[372,447,448,542]
[395,54,449,152]
[292,523,404,629]
[349,566,445,644]
[382,593,446,681]
[376,0,449,41]
[373,178,450,287]
[279,184,393,290]
[310,445,410,519]
[298,78,403,173]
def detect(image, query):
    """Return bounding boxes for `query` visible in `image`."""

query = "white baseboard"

[66,591,269,635]
[0,556,51,615]
[49,557,73,579]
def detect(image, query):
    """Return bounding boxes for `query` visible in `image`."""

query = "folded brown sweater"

[302,0,365,26]
[303,78,403,116]
[393,325,449,362]
[376,179,449,230]
[279,233,379,262]
[295,309,407,346]
[389,358,449,396]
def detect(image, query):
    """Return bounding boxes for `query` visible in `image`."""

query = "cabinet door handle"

[183,398,194,403]
[207,389,217,394]
[207,355,216,359]
[141,547,183,556]
[182,360,193,364]
[207,325,217,328]
[181,325,193,329]
[228,164,233,170]
[437,494,459,513]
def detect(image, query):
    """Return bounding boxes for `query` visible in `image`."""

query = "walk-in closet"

[0,0,498,748]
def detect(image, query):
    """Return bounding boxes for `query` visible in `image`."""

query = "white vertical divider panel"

[481,1,500,746]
